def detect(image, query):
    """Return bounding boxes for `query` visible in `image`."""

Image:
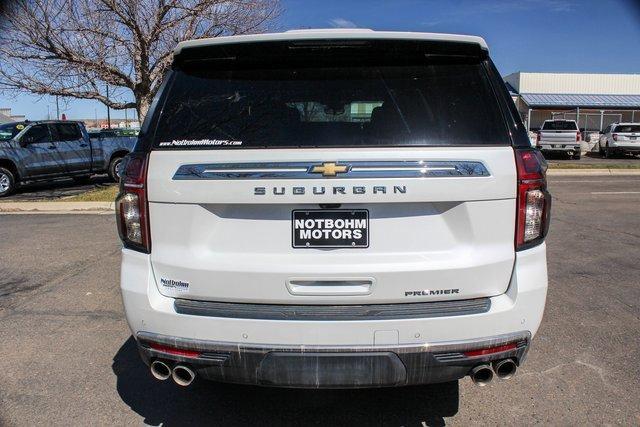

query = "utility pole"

[106,84,111,129]
[55,95,60,120]
[125,107,128,128]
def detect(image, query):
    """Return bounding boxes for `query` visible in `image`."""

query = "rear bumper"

[120,243,548,387]
[539,145,580,153]
[136,330,530,388]
[609,143,640,153]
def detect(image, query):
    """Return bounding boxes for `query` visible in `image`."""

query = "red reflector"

[149,343,201,358]
[464,343,517,357]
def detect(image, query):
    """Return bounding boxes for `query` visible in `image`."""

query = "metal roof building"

[504,72,640,131]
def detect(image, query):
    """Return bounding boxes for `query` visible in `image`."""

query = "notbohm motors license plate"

[292,210,369,248]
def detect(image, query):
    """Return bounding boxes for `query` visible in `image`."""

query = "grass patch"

[547,162,640,169]
[64,185,119,202]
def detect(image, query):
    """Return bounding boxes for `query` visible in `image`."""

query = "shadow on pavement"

[113,336,459,426]
[7,175,113,201]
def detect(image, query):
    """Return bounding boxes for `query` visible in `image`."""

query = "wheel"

[598,144,604,156]
[604,145,613,159]
[0,167,16,197]
[108,156,124,182]
[573,153,581,160]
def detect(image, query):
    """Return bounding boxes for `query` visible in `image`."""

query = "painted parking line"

[552,179,640,183]
[590,191,640,195]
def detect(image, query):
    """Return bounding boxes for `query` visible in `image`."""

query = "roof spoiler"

[173,36,488,68]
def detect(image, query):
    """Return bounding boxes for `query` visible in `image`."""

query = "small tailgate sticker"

[160,277,190,292]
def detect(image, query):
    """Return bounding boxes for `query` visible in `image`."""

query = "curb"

[548,169,640,176]
[0,201,115,214]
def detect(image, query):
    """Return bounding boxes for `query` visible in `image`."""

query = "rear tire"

[0,167,16,197]
[573,152,581,160]
[108,156,124,182]
[604,145,613,159]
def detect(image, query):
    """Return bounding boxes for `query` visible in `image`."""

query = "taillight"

[536,132,541,144]
[612,133,618,141]
[115,153,150,253]
[514,149,551,251]
[576,131,581,141]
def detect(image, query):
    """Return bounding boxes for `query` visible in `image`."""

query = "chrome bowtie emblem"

[309,162,350,177]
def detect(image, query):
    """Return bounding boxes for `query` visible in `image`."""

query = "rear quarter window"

[151,44,510,149]
[614,125,640,133]
[52,123,82,141]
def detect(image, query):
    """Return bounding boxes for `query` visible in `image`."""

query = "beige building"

[0,107,26,124]
[504,72,640,131]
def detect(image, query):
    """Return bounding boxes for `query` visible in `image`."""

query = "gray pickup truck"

[536,119,582,159]
[0,120,134,197]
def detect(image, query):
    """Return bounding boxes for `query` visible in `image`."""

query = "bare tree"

[0,0,281,121]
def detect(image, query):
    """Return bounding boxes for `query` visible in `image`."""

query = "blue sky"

[2,0,639,120]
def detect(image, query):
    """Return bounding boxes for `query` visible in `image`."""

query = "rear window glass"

[152,61,509,149]
[52,123,81,141]
[614,125,640,133]
[542,121,578,131]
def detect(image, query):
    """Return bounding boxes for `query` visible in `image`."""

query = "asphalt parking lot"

[0,175,639,426]
[544,151,640,165]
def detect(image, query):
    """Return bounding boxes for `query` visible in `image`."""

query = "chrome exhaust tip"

[493,359,517,380]
[469,364,494,386]
[172,364,196,387]
[150,360,171,381]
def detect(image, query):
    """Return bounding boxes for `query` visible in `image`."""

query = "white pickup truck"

[116,29,550,389]
[536,119,582,159]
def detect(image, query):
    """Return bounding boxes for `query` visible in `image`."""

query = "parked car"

[0,120,134,196]
[89,128,140,139]
[117,30,551,389]
[536,119,582,159]
[598,123,640,158]
[114,128,140,137]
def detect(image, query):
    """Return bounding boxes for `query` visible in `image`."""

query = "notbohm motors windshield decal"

[159,139,243,147]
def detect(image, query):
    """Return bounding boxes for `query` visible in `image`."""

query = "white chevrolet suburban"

[117,30,551,389]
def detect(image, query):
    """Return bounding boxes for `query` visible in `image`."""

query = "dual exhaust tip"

[150,360,196,386]
[470,359,517,386]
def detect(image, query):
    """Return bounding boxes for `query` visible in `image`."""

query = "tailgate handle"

[287,279,373,296]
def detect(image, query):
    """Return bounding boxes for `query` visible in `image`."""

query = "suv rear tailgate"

[146,146,517,304]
